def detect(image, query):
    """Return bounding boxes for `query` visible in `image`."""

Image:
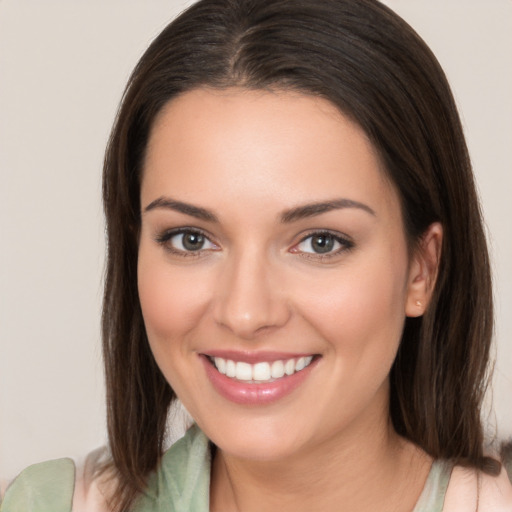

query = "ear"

[405,222,443,317]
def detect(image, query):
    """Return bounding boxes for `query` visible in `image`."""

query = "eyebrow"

[143,196,375,223]
[280,198,376,223]
[144,197,219,222]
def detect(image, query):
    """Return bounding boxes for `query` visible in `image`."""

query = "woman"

[1,0,511,510]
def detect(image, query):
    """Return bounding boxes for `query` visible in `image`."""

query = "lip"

[200,353,320,405]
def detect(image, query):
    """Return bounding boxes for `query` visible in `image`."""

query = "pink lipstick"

[200,352,319,405]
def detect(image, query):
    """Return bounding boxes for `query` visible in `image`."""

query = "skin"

[138,88,442,512]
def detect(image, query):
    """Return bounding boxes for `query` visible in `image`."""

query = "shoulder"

[443,464,512,511]
[0,458,75,512]
[0,449,112,512]
[0,427,210,512]
[70,425,209,512]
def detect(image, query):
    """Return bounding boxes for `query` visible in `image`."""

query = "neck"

[209,393,431,512]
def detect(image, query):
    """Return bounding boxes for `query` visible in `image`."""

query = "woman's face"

[138,88,425,461]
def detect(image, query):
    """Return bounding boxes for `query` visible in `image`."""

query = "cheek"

[137,248,211,348]
[295,252,409,365]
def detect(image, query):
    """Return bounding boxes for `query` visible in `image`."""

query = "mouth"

[200,352,320,405]
[207,355,315,383]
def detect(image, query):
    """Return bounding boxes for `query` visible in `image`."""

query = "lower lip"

[200,355,319,405]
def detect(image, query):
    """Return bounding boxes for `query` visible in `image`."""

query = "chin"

[195,411,325,463]
[214,433,305,462]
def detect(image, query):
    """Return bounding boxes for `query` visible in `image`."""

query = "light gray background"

[1,0,511,478]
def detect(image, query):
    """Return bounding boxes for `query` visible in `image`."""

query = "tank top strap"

[413,460,453,512]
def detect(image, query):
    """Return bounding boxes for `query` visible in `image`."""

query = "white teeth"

[295,357,306,371]
[271,360,285,379]
[214,357,226,374]
[235,361,253,381]
[226,359,236,378]
[284,358,295,376]
[211,355,315,382]
[253,362,271,381]
[295,356,313,371]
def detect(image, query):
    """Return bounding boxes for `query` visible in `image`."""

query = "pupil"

[183,233,204,251]
[312,235,334,253]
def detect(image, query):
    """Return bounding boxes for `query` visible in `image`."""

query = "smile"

[210,356,314,383]
[201,352,320,405]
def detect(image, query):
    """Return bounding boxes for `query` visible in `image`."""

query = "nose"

[212,249,291,340]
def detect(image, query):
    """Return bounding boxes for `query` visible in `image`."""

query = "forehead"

[142,87,400,222]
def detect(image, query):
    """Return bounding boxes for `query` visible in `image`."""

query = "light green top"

[0,425,450,511]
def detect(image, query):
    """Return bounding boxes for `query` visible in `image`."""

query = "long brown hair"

[101,0,498,509]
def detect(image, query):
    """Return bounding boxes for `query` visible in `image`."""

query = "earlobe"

[405,222,443,317]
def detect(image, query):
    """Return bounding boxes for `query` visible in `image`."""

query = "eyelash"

[155,228,354,260]
[155,228,218,258]
[291,231,354,260]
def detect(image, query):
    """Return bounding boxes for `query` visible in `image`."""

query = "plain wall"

[1,0,511,478]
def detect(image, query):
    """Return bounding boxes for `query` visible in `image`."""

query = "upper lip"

[200,350,318,364]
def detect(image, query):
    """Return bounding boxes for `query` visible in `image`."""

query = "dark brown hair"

[101,0,497,509]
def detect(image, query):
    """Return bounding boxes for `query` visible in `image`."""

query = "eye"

[292,231,353,257]
[156,228,218,254]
